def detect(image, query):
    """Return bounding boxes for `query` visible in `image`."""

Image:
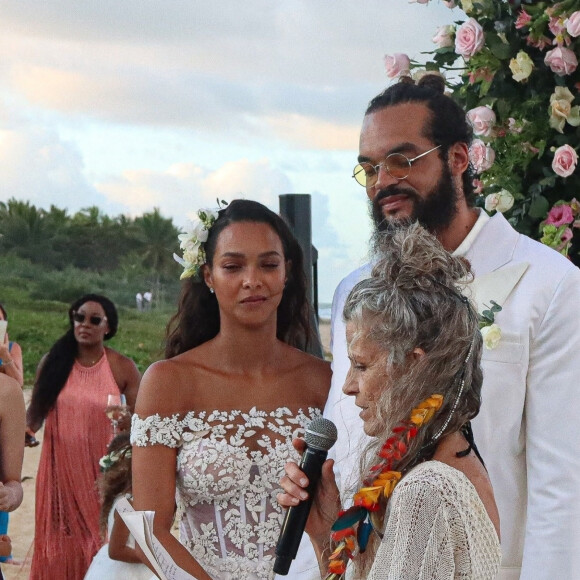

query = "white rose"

[480,323,502,349]
[412,70,445,84]
[460,0,473,12]
[509,50,534,82]
[485,189,514,213]
[432,25,455,48]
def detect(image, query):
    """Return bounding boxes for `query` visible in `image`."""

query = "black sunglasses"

[72,312,107,326]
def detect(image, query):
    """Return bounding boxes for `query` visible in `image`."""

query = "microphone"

[273,417,338,576]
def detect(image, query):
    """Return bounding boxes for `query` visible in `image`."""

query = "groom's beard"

[371,163,459,235]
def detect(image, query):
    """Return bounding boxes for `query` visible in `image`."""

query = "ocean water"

[318,303,332,321]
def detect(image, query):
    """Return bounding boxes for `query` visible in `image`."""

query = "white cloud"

[0,0,464,301]
[0,121,122,214]
[0,1,462,135]
[97,158,293,224]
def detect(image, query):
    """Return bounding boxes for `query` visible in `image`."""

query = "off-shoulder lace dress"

[131,407,321,580]
[368,461,501,580]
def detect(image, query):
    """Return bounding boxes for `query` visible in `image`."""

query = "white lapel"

[465,212,519,276]
[466,262,529,313]
[460,212,529,312]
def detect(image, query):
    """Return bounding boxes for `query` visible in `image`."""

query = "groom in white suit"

[320,79,580,580]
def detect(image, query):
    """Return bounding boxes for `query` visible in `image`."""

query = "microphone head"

[304,417,337,452]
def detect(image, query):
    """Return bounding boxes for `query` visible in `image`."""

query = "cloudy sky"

[0,0,463,302]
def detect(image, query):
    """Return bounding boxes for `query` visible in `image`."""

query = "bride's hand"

[277,438,340,548]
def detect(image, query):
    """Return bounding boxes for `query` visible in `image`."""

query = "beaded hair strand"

[331,221,484,579]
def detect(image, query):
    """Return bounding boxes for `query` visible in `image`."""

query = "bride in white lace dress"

[280,223,501,579]
[131,200,331,580]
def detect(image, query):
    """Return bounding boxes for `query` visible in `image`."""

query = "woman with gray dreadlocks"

[279,221,501,580]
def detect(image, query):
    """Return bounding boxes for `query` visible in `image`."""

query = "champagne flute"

[106,393,127,437]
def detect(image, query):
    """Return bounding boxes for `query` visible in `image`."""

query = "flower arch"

[389,0,580,261]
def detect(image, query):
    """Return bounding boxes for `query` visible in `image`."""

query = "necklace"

[78,351,104,367]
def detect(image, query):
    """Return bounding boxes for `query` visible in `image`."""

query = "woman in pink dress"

[27,294,141,580]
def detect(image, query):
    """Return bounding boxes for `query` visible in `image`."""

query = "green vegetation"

[1,198,329,384]
[2,279,175,387]
[0,198,186,385]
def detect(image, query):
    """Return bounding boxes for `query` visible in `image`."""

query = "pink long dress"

[30,354,121,580]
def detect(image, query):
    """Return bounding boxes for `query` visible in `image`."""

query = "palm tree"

[0,199,56,263]
[134,208,180,307]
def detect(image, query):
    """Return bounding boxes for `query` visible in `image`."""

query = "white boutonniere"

[479,300,502,349]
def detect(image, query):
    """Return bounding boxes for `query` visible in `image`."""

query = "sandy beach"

[2,320,331,579]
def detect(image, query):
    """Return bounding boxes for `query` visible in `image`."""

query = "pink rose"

[552,144,578,177]
[557,228,574,251]
[515,9,532,29]
[545,47,578,76]
[527,35,551,50]
[545,204,574,226]
[384,53,411,79]
[432,25,455,48]
[455,18,485,60]
[508,117,523,134]
[468,67,494,84]
[566,11,580,37]
[548,16,566,39]
[469,139,495,173]
[467,106,496,136]
[522,142,539,155]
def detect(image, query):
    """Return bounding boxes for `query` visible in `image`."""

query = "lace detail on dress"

[131,407,321,580]
[368,461,501,580]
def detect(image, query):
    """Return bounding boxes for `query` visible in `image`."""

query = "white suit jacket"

[322,213,580,580]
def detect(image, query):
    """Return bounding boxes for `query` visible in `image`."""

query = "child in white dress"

[84,433,151,580]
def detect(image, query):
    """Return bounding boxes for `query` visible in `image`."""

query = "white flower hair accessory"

[99,447,132,472]
[173,200,227,280]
